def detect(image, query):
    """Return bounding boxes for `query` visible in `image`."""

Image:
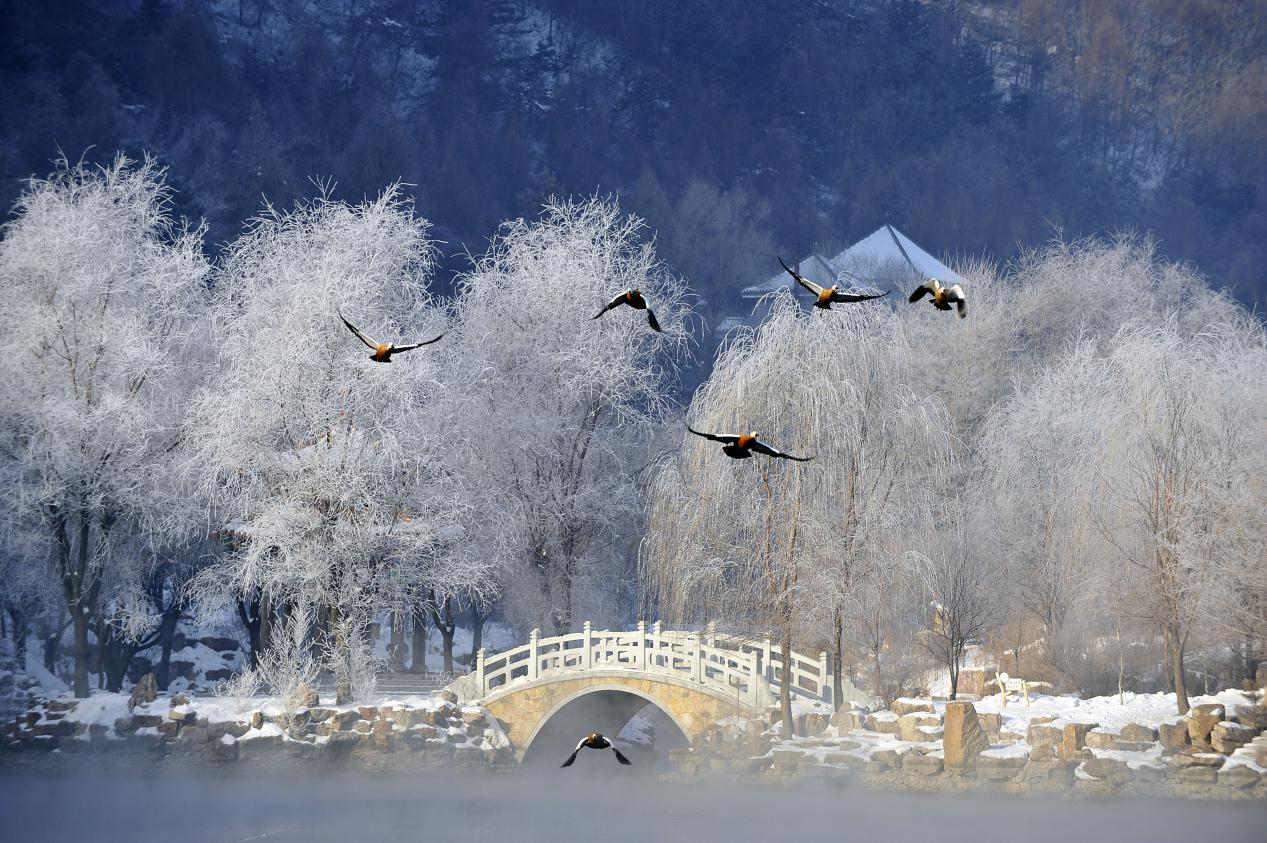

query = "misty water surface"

[1,767,1263,843]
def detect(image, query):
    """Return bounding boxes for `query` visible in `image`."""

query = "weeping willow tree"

[642,292,948,729]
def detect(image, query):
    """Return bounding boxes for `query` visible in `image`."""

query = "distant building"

[721,225,962,338]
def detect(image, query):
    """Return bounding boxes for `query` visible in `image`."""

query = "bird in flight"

[593,289,662,332]
[687,426,813,462]
[908,278,967,318]
[339,310,444,362]
[561,733,632,767]
[778,257,888,310]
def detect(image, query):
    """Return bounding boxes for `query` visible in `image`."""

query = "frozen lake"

[1,768,1264,843]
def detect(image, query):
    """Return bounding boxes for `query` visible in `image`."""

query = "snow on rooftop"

[741,225,961,299]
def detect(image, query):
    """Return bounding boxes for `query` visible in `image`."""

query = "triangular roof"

[830,224,962,294]
[741,225,961,299]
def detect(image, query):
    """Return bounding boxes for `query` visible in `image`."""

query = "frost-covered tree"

[0,156,210,697]
[1088,321,1267,713]
[444,197,690,635]
[645,293,917,730]
[187,186,491,703]
[973,343,1107,680]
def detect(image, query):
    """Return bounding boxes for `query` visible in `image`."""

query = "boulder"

[1084,729,1117,750]
[45,699,78,713]
[902,753,943,775]
[943,701,990,770]
[891,699,935,716]
[864,712,901,734]
[1110,740,1155,752]
[1119,723,1158,743]
[131,714,163,728]
[1083,757,1133,783]
[1168,749,1225,769]
[897,712,941,743]
[1027,722,1063,748]
[249,711,264,730]
[977,755,1026,782]
[1217,766,1261,789]
[1059,723,1099,761]
[1159,721,1190,752]
[1028,745,1054,761]
[1188,711,1220,747]
[1211,721,1255,754]
[437,689,459,704]
[357,706,379,720]
[977,712,1003,737]
[831,707,868,732]
[205,668,232,683]
[128,674,157,711]
[334,710,360,730]
[308,708,335,724]
[869,748,902,770]
[199,636,242,652]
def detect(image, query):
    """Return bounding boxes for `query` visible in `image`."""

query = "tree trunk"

[154,608,181,690]
[409,604,428,674]
[71,608,91,698]
[1165,624,1190,715]
[388,610,407,671]
[427,592,456,675]
[470,604,487,668]
[331,605,352,705]
[831,607,844,711]
[871,645,883,701]
[43,621,69,675]
[237,595,263,669]
[440,598,455,674]
[780,625,793,738]
[947,644,960,701]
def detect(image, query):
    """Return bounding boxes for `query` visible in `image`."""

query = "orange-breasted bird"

[560,733,632,767]
[687,426,813,462]
[339,310,444,362]
[908,278,967,318]
[593,289,661,332]
[779,257,888,310]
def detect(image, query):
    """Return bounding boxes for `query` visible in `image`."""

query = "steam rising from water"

[1,769,1263,842]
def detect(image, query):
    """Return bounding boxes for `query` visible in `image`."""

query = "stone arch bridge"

[448,622,868,761]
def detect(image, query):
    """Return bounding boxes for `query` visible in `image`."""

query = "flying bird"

[687,426,813,462]
[593,289,661,332]
[778,257,888,310]
[561,733,632,768]
[908,278,967,318]
[339,310,444,362]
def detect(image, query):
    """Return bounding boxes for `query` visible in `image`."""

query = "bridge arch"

[515,682,692,767]
[449,622,866,760]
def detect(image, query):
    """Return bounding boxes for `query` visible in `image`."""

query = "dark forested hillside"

[2,0,1264,316]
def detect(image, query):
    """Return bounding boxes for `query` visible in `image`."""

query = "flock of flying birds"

[338,261,964,767]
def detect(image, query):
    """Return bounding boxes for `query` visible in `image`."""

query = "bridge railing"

[473,621,835,709]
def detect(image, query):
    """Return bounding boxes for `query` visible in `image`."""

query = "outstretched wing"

[908,280,935,303]
[390,333,445,353]
[750,438,813,462]
[687,426,740,445]
[646,309,662,332]
[611,746,632,765]
[943,284,967,318]
[831,290,889,304]
[339,310,380,350]
[778,257,824,297]
[561,737,587,767]
[592,292,627,320]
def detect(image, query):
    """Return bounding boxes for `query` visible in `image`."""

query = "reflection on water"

[1,767,1263,843]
